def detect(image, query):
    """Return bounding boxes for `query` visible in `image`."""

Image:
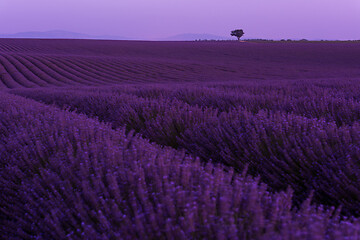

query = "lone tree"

[231,29,245,41]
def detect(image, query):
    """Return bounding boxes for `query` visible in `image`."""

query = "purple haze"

[0,0,359,40]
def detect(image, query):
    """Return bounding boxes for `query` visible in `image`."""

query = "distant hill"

[0,30,131,40]
[0,31,234,41]
[161,33,231,41]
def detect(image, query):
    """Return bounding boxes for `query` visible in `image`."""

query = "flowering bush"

[2,92,360,239]
[12,79,360,217]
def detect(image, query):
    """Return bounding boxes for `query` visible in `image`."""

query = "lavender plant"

[1,92,360,239]
[12,79,360,216]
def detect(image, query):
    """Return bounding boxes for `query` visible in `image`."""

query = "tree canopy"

[231,29,245,41]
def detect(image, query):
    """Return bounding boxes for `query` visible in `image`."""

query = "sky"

[0,0,359,40]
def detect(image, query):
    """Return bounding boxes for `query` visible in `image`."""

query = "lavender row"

[12,87,360,216]
[40,79,360,126]
[4,92,360,239]
[112,80,360,126]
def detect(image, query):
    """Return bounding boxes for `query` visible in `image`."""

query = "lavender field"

[1,39,360,239]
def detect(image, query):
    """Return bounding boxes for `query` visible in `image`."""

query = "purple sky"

[1,0,359,40]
